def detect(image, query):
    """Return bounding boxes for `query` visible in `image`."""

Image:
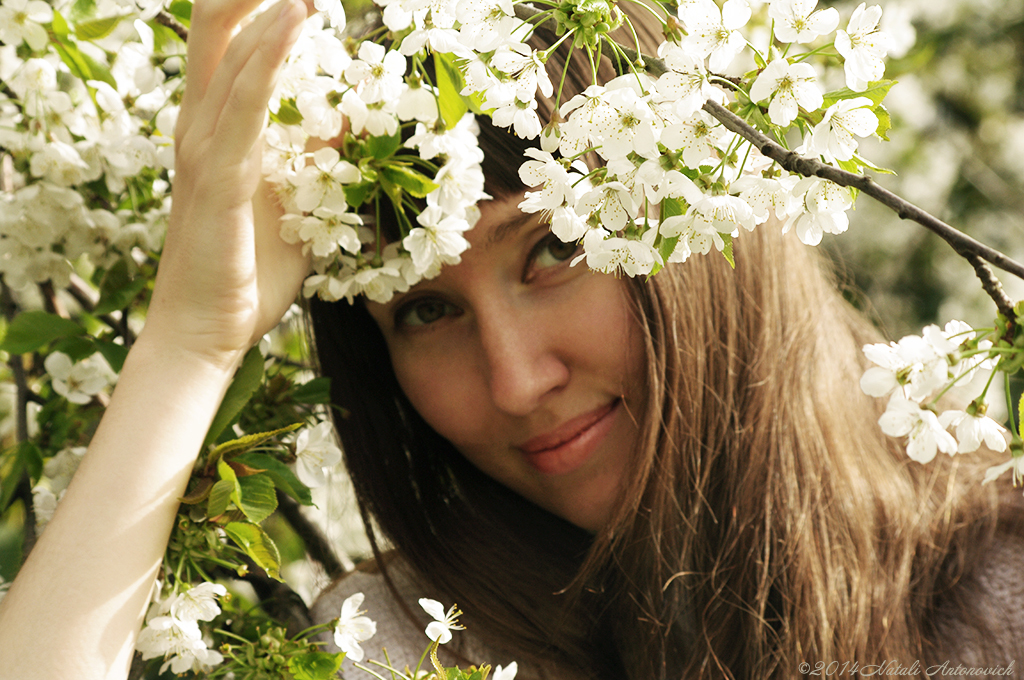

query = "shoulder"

[311,557,528,678]
[932,518,1024,665]
[311,558,434,675]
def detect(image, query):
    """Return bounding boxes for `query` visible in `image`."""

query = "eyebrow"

[487,209,539,246]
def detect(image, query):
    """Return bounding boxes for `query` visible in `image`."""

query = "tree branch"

[155,11,188,42]
[599,32,1024,318]
[277,492,348,580]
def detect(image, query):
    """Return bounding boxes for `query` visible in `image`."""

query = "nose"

[475,297,570,417]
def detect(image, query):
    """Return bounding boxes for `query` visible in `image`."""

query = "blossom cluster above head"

[260,0,897,299]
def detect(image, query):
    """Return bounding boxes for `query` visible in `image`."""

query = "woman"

[0,1,1020,679]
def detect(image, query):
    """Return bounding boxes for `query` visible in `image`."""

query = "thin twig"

[155,11,188,42]
[66,273,135,343]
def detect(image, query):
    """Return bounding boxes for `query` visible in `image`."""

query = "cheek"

[391,348,484,447]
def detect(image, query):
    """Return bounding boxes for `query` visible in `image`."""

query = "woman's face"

[366,193,646,532]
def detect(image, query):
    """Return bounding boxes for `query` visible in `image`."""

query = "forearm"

[0,333,244,679]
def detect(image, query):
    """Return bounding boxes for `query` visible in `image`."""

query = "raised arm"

[0,1,310,677]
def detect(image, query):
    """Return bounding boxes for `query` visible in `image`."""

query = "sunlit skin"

[367,193,647,532]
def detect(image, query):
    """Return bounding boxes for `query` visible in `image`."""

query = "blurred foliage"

[826,0,1024,338]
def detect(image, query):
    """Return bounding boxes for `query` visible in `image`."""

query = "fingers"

[177,0,306,139]
[179,0,307,183]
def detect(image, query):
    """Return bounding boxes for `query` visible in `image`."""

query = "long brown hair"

[308,7,1018,677]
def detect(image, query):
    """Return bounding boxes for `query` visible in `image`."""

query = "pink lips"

[518,400,620,475]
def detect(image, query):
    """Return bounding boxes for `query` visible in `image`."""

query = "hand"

[146,0,312,367]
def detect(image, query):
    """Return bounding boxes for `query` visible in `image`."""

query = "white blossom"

[345,41,407,104]
[0,0,53,51]
[808,97,878,162]
[783,177,851,246]
[835,3,889,91]
[768,0,839,45]
[294,421,343,488]
[679,0,751,72]
[44,352,116,405]
[419,598,465,644]
[938,410,1008,454]
[403,205,472,275]
[334,593,377,662]
[749,58,823,127]
[878,395,957,464]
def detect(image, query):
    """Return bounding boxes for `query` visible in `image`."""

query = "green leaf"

[288,652,345,680]
[69,0,97,24]
[434,52,468,130]
[719,233,735,269]
[874,104,892,142]
[0,311,85,354]
[208,459,242,518]
[291,377,332,405]
[50,10,71,40]
[167,0,192,24]
[366,128,402,160]
[343,181,375,209]
[209,423,302,464]
[94,259,148,315]
[821,80,897,109]
[0,443,43,513]
[204,347,265,448]
[93,339,129,373]
[379,165,439,199]
[52,335,99,361]
[272,98,303,126]
[1018,392,1023,435]
[236,473,278,524]
[75,15,124,41]
[236,452,314,506]
[224,522,282,580]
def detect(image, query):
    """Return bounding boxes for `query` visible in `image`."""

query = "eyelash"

[393,233,581,329]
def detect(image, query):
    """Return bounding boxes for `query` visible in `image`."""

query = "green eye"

[397,299,458,327]
[533,235,579,269]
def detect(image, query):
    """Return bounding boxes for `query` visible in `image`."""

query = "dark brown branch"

[592,30,1024,317]
[698,98,1024,286]
[66,274,134,343]
[277,492,347,580]
[155,11,188,42]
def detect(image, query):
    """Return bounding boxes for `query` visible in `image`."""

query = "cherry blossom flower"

[808,97,878,162]
[294,421,343,488]
[170,583,228,624]
[783,177,851,246]
[491,42,553,102]
[938,410,1008,454]
[0,0,53,51]
[572,228,660,277]
[419,598,465,644]
[655,43,720,119]
[44,352,115,405]
[292,147,361,213]
[403,205,472,275]
[334,593,377,662]
[878,395,957,464]
[679,0,751,73]
[749,58,823,127]
[835,3,889,91]
[493,662,519,680]
[314,0,346,28]
[456,0,518,51]
[983,455,1024,487]
[768,0,839,45]
[345,41,407,104]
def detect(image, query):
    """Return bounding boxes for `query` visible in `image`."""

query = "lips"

[518,399,620,475]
